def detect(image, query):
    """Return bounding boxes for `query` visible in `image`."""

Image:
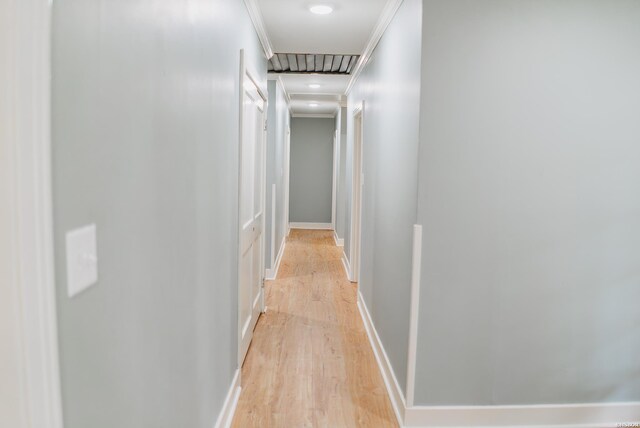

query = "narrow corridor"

[231,230,398,428]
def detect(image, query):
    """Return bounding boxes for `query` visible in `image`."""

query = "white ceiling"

[273,74,348,115]
[278,74,350,96]
[289,96,341,117]
[257,0,388,54]
[257,0,389,115]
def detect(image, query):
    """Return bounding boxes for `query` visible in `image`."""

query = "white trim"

[356,283,640,428]
[406,224,422,408]
[341,251,352,281]
[260,71,268,316]
[270,75,293,115]
[357,292,406,427]
[0,0,64,426]
[265,237,286,281]
[283,126,291,238]
[242,0,274,59]
[291,113,337,118]
[346,0,404,95]
[289,222,333,230]
[404,402,640,427]
[331,130,338,229]
[213,370,242,428]
[270,183,276,269]
[349,103,364,283]
[333,231,344,247]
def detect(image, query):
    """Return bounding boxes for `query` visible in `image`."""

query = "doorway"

[238,52,267,367]
[350,104,364,283]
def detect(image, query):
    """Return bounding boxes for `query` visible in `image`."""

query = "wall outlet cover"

[66,224,98,298]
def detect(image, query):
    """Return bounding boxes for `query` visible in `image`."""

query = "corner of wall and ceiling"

[345,0,405,96]
[242,0,275,59]
[277,75,294,114]
[243,0,294,114]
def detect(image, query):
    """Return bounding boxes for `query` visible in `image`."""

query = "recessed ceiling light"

[308,84,321,89]
[309,103,319,107]
[309,4,333,15]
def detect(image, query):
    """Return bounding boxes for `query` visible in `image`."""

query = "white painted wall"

[289,117,336,224]
[0,2,27,424]
[265,78,290,271]
[344,0,423,395]
[415,0,640,406]
[1,1,63,427]
[334,107,347,241]
[51,0,266,426]
[0,144,29,426]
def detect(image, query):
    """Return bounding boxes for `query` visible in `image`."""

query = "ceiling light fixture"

[309,103,319,107]
[308,84,321,89]
[309,4,333,15]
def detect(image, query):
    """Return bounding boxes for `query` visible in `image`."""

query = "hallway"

[232,230,397,428]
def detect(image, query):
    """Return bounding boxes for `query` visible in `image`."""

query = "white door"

[238,71,266,366]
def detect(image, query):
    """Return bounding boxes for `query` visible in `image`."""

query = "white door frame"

[0,0,64,427]
[283,126,291,237]
[331,129,339,230]
[237,49,267,367]
[349,102,364,283]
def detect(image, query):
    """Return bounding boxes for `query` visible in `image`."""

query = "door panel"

[239,73,265,366]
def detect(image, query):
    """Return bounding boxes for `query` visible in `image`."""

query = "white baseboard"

[265,237,286,280]
[289,222,333,230]
[333,231,344,247]
[357,288,640,428]
[404,401,640,427]
[341,251,352,281]
[214,369,241,428]
[357,292,406,427]
[406,224,423,408]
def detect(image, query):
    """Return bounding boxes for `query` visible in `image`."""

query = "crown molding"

[278,76,293,114]
[345,0,404,95]
[277,76,292,106]
[243,0,274,59]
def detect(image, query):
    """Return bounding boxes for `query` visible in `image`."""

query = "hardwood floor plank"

[231,229,398,428]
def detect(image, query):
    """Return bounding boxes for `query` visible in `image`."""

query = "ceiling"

[278,74,350,95]
[256,0,389,115]
[257,0,388,54]
[276,74,349,116]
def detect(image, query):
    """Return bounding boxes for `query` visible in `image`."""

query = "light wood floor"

[231,229,398,428]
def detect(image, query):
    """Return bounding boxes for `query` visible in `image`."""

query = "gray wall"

[289,117,335,224]
[415,0,640,405]
[344,0,422,395]
[51,1,266,426]
[265,79,290,268]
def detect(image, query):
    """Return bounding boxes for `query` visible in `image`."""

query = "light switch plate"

[66,224,98,298]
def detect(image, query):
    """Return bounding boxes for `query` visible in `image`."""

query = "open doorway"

[349,104,364,283]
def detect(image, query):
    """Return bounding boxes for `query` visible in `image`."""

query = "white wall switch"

[66,224,98,298]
